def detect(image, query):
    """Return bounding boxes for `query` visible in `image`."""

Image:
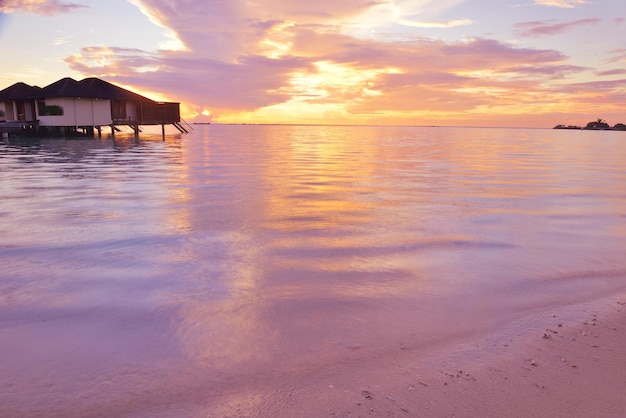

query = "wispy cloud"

[515,18,600,37]
[532,0,590,8]
[498,64,588,79]
[597,69,626,76]
[0,0,86,15]
[53,37,69,46]
[566,78,626,91]
[606,48,626,63]
[399,18,473,28]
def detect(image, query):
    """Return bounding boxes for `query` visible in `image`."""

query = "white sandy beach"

[248,293,626,417]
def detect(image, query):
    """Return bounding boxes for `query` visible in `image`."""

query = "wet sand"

[2,293,625,417]
[250,294,626,418]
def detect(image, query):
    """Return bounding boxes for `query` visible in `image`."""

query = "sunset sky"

[1,0,625,127]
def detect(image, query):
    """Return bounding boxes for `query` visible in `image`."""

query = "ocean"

[2,125,626,416]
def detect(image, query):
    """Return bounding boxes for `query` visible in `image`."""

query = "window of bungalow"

[37,100,46,116]
[37,100,64,116]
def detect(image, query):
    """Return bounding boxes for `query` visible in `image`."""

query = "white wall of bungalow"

[37,97,113,127]
[0,100,36,122]
[1,98,143,127]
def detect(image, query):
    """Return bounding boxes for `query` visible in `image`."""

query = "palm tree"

[585,118,610,130]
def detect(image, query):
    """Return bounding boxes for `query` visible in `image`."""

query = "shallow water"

[2,125,626,416]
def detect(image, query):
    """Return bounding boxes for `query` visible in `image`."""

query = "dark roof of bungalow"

[0,82,42,100]
[79,78,156,103]
[1,77,158,103]
[38,77,93,98]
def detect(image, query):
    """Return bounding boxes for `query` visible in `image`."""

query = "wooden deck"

[0,120,39,135]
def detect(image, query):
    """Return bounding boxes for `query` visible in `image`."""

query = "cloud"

[56,0,623,125]
[64,46,313,111]
[440,38,566,67]
[64,24,573,118]
[53,37,69,46]
[399,18,473,28]
[515,18,600,37]
[563,78,626,93]
[498,64,588,79]
[532,0,590,8]
[64,46,160,74]
[0,0,86,15]
[597,69,626,76]
[607,48,626,63]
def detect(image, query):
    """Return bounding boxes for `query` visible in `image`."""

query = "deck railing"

[112,102,181,126]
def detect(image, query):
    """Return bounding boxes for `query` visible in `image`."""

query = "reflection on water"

[1,127,626,415]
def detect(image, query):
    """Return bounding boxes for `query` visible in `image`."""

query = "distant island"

[554,118,626,131]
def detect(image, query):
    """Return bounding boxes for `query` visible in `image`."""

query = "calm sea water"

[2,125,626,416]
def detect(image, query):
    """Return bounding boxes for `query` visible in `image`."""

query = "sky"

[0,0,625,127]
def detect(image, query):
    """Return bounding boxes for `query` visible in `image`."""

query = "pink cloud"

[567,79,626,91]
[515,18,601,37]
[440,38,566,67]
[607,48,626,63]
[55,1,625,124]
[0,0,86,15]
[250,0,380,20]
[498,64,588,79]
[597,69,626,76]
[288,32,567,73]
[65,46,313,111]
[63,24,579,117]
[544,78,626,108]
[131,0,383,61]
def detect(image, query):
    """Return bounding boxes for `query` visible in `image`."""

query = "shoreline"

[254,292,626,417]
[3,289,624,417]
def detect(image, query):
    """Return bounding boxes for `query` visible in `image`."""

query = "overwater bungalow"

[0,77,190,137]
